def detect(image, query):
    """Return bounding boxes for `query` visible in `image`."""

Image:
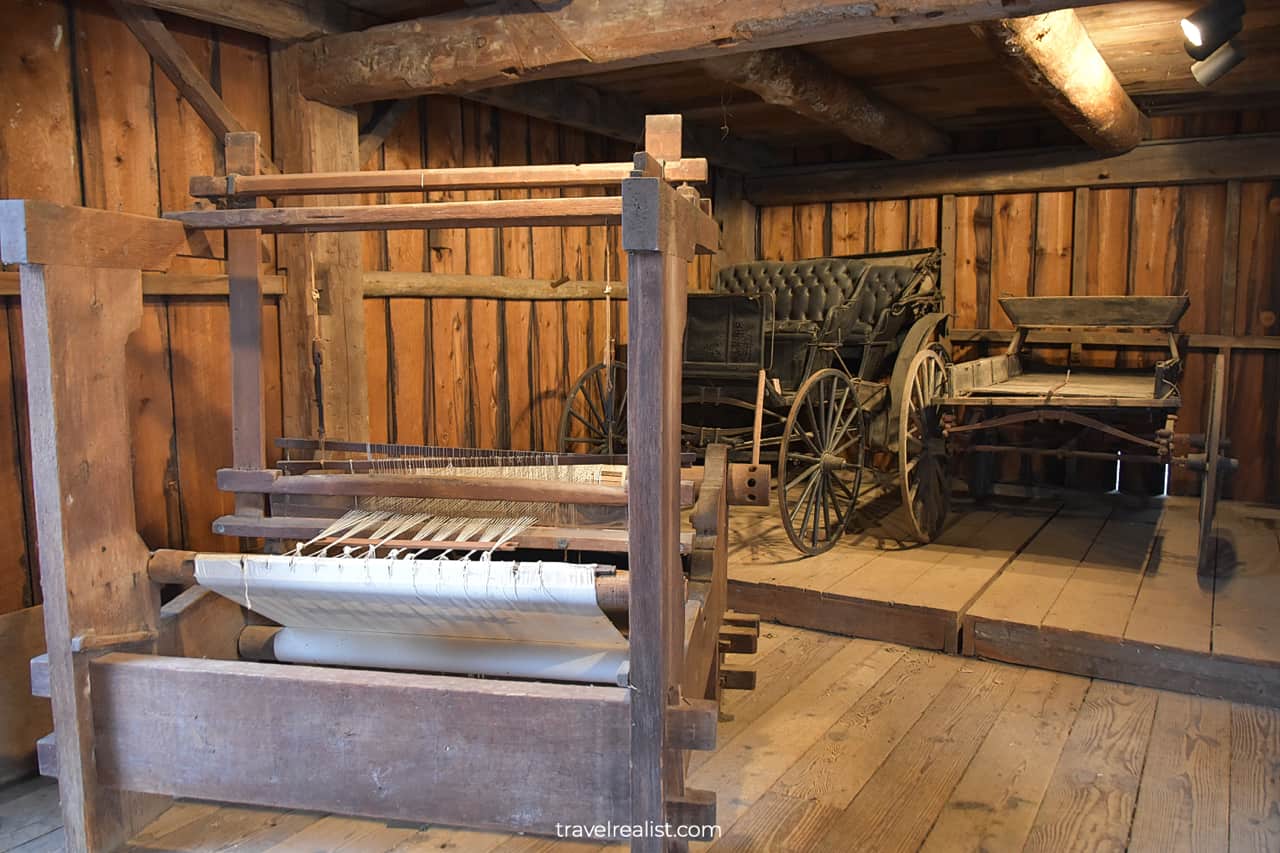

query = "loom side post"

[0,200,184,853]
[225,132,267,519]
[624,113,720,852]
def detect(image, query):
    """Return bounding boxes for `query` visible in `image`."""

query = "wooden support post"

[225,133,266,517]
[940,194,957,317]
[713,173,758,270]
[0,201,178,852]
[270,44,368,442]
[1071,187,1090,295]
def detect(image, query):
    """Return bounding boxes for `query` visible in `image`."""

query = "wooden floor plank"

[1023,680,1159,852]
[1128,692,1231,853]
[0,781,60,851]
[259,814,423,852]
[1123,499,1213,653]
[690,640,906,834]
[920,668,1090,853]
[1229,703,1280,853]
[1212,507,1280,664]
[892,509,1053,611]
[812,660,1023,852]
[1040,515,1157,637]
[963,509,1109,628]
[5,828,63,853]
[711,649,964,851]
[690,626,847,773]
[120,803,322,852]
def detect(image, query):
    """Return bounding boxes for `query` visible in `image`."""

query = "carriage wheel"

[778,369,866,556]
[899,349,951,543]
[558,361,627,454]
[1197,352,1227,572]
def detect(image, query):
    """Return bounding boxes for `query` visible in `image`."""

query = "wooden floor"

[4,625,1280,851]
[729,495,1280,705]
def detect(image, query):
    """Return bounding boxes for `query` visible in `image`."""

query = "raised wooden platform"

[966,498,1280,707]
[728,495,1280,705]
[727,497,1057,653]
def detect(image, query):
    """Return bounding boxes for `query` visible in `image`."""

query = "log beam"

[466,79,786,172]
[704,48,949,160]
[295,0,1129,106]
[975,10,1148,154]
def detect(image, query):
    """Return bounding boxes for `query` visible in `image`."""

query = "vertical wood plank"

[1071,188,1090,296]
[499,113,535,449]
[990,194,1035,330]
[908,197,939,251]
[794,203,826,259]
[759,206,795,261]
[870,199,909,253]
[426,97,471,447]
[382,99,427,445]
[1034,191,1073,297]
[830,201,869,257]
[529,118,564,451]
[464,101,503,448]
[560,126,593,448]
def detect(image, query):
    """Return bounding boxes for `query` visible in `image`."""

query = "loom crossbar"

[188,159,709,198]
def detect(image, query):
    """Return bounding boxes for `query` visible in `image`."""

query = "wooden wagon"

[898,294,1235,567]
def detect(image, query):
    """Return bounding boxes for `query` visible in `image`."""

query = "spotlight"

[1191,40,1246,85]
[1180,0,1245,61]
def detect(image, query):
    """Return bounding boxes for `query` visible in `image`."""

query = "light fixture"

[1191,40,1247,86]
[1180,0,1246,61]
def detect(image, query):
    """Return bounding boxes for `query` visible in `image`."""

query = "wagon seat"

[714,255,938,386]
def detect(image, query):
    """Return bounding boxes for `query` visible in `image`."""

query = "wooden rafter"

[976,10,1148,154]
[111,2,279,174]
[465,79,786,172]
[294,0,1128,106]
[703,48,950,161]
[119,0,346,40]
[745,132,1280,204]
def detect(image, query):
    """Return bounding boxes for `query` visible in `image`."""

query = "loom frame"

[4,115,734,853]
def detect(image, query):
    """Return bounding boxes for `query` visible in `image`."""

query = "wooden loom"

[5,115,765,852]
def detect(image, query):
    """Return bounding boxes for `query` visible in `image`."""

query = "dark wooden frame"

[2,115,737,853]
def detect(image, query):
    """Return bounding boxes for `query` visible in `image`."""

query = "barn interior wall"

[755,112,1280,505]
[0,0,1276,617]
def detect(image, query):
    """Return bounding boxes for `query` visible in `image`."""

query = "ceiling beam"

[465,79,788,172]
[295,0,1128,106]
[975,10,1148,154]
[703,49,950,161]
[119,0,346,40]
[111,2,279,174]
[745,133,1280,205]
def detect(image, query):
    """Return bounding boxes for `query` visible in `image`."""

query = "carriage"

[899,294,1234,570]
[559,248,948,555]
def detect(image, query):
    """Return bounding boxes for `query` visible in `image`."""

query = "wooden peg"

[644,114,683,163]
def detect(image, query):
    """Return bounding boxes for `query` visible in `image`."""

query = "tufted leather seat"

[715,257,923,342]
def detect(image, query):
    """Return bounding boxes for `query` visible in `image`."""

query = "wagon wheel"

[1197,352,1227,572]
[558,361,626,454]
[899,349,951,543]
[778,369,866,555]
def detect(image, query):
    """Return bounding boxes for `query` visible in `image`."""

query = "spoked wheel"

[1197,352,1227,572]
[899,349,951,543]
[558,361,627,454]
[778,369,866,556]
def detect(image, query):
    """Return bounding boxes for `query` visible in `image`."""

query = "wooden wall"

[0,0,1276,620]
[757,112,1280,503]
[0,0,654,615]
